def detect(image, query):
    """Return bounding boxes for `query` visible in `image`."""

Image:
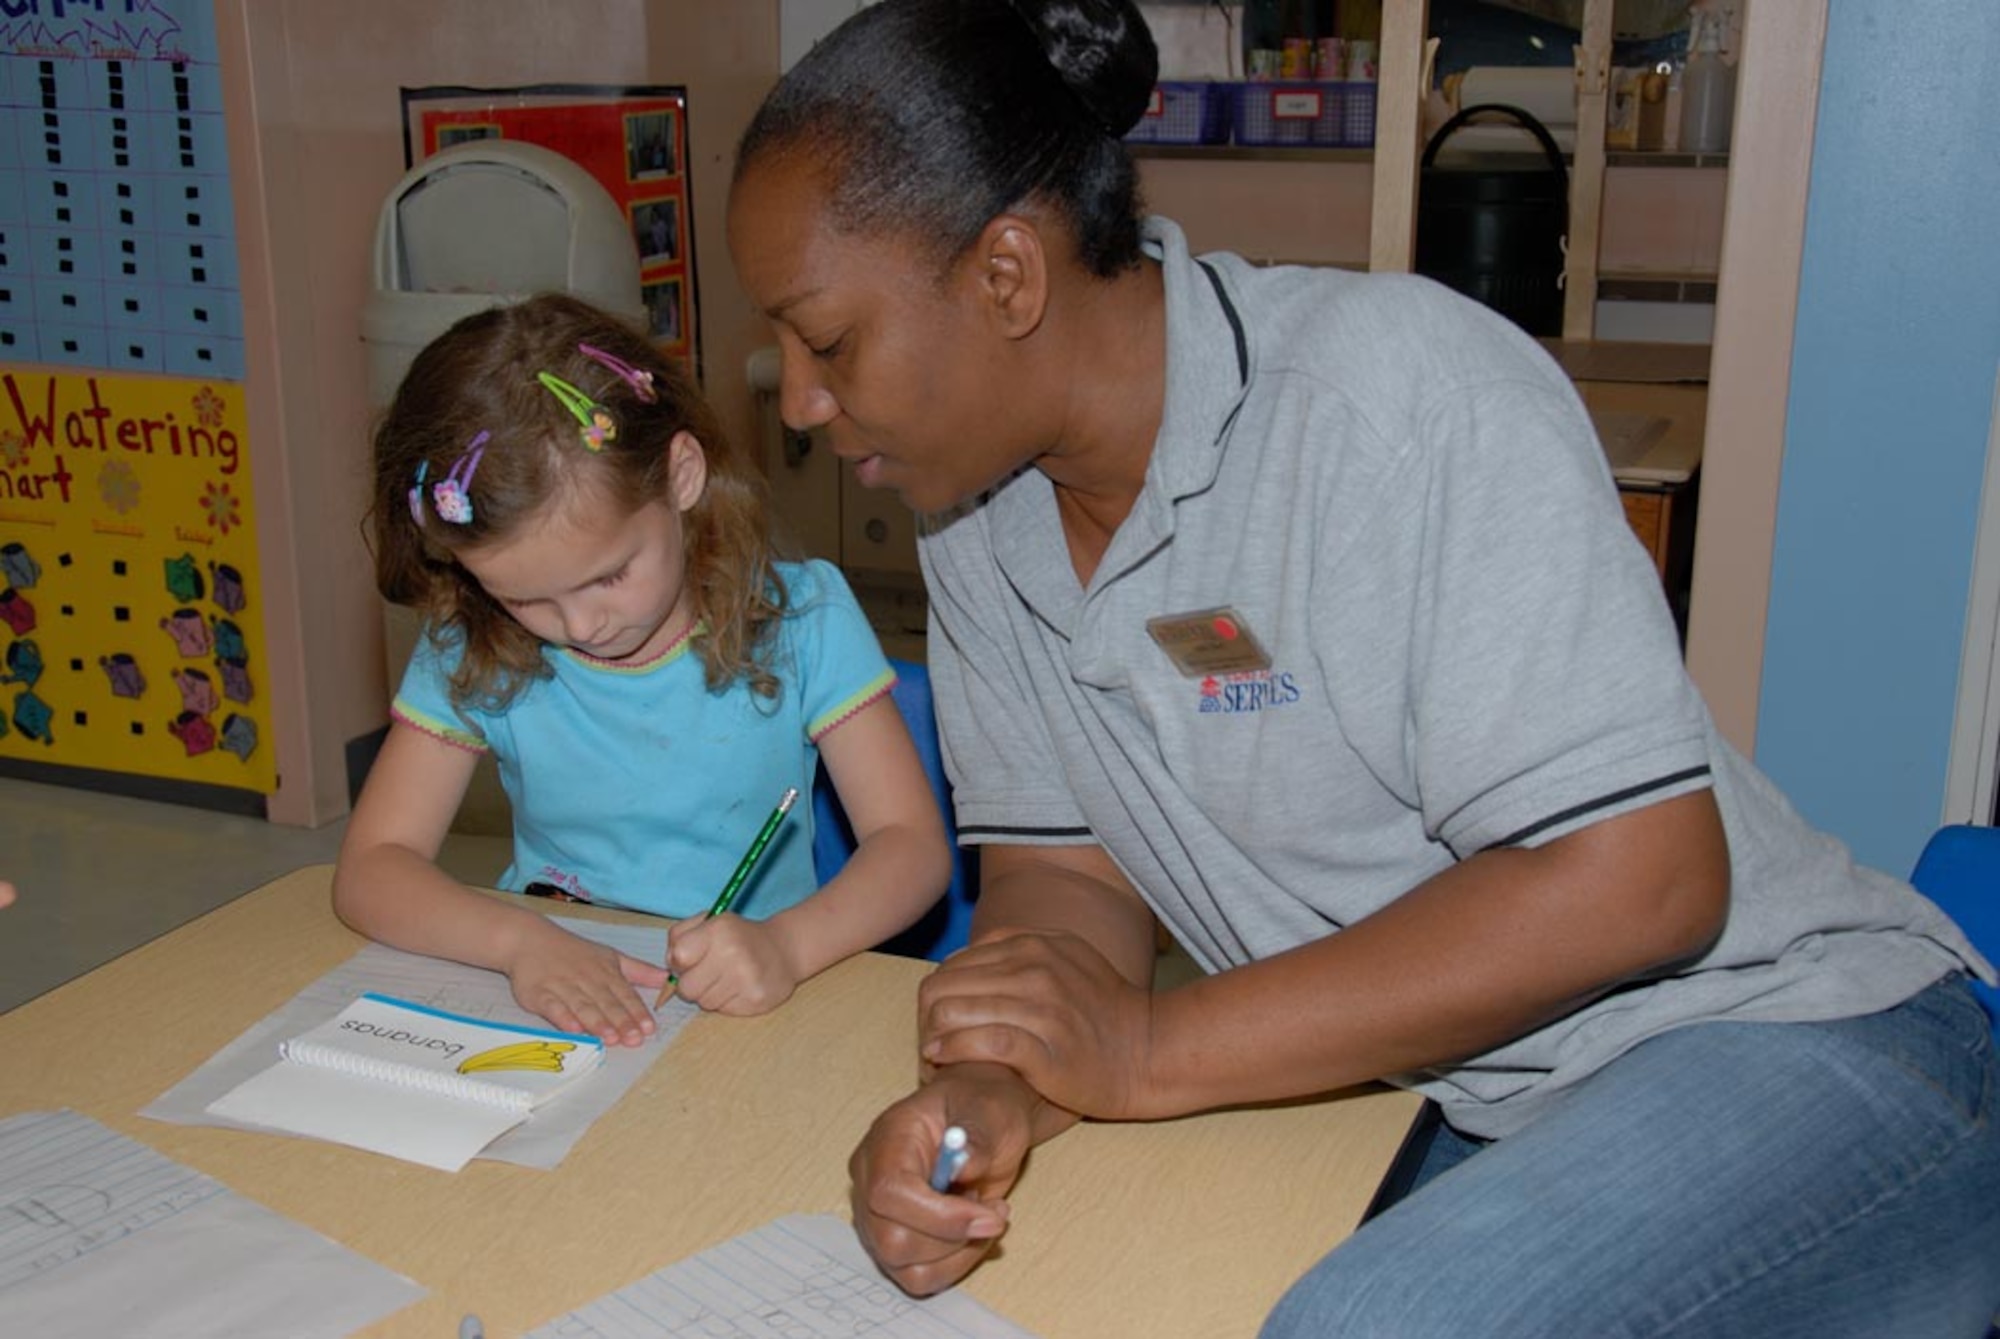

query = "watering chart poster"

[0,367,274,790]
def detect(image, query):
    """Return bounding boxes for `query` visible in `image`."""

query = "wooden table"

[0,866,1421,1338]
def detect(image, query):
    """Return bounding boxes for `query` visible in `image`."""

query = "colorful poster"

[403,85,699,373]
[0,367,275,791]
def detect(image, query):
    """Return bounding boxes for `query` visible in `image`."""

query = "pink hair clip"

[409,431,489,527]
[537,371,616,451]
[578,342,658,404]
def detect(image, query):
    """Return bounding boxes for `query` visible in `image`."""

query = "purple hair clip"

[409,431,489,527]
[537,372,616,451]
[578,341,659,404]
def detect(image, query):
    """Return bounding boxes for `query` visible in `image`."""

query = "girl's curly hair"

[368,293,788,707]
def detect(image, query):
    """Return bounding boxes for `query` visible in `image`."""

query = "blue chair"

[812,657,978,962]
[1910,824,2000,1041]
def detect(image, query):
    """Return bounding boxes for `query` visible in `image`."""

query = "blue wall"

[1756,0,2000,877]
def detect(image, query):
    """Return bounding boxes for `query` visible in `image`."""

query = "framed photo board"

[401,84,699,373]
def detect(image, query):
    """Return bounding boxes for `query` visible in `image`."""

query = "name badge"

[1146,606,1272,677]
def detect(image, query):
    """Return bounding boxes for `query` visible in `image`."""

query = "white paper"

[524,1213,1041,1338]
[206,993,608,1171]
[209,1059,528,1173]
[0,1109,425,1338]
[143,917,698,1170]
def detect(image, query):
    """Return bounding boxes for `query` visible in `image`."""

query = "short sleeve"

[783,561,894,740]
[920,505,1094,844]
[389,625,491,754]
[1330,377,1713,855]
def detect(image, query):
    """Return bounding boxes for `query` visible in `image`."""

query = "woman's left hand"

[918,929,1161,1121]
[667,914,801,1015]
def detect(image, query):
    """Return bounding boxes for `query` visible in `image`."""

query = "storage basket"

[1341,81,1378,147]
[1231,81,1341,146]
[1123,81,1231,146]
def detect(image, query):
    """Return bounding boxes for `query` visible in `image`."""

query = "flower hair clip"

[408,431,489,527]
[577,342,658,404]
[537,371,617,451]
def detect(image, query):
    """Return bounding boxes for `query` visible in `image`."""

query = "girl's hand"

[848,1064,1029,1297]
[918,929,1161,1121]
[502,919,668,1047]
[667,914,801,1015]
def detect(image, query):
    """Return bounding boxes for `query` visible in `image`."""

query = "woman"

[727,1,2000,1332]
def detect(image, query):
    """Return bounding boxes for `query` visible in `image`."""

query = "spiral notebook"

[206,992,606,1171]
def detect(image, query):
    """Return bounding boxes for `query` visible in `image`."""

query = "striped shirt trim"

[1485,765,1712,852]
[558,619,700,675]
[390,703,489,756]
[958,823,1096,841]
[807,668,896,742]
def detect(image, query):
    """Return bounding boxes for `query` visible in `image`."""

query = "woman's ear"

[665,430,708,512]
[974,215,1050,340]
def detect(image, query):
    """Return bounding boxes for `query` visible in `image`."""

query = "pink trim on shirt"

[390,703,490,755]
[809,674,896,743]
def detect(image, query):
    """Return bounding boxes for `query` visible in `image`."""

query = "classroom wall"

[1753,0,2000,876]
[222,1,778,825]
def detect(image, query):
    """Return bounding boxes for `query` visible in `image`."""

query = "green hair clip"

[536,371,617,452]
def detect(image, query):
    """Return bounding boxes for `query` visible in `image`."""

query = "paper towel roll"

[1454,66,1577,130]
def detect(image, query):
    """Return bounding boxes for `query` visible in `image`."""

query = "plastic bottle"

[1678,7,1736,154]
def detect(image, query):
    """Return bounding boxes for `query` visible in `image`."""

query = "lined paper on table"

[525,1213,1039,1338]
[0,1109,423,1338]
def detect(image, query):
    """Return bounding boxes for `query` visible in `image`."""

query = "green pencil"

[656,786,799,1006]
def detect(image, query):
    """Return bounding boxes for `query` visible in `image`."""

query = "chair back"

[812,658,977,961]
[1910,824,2000,1042]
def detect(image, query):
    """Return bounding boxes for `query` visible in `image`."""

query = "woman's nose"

[779,350,838,432]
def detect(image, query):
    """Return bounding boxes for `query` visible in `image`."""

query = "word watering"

[4,372,241,479]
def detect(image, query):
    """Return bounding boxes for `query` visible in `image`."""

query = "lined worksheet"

[141,917,698,1169]
[0,1109,423,1337]
[525,1213,1039,1338]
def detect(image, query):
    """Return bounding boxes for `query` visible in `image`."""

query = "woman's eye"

[806,334,846,360]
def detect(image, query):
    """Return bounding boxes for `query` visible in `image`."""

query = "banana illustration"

[457,1040,579,1075]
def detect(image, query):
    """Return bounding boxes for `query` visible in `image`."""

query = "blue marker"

[459,1316,484,1339]
[929,1125,969,1193]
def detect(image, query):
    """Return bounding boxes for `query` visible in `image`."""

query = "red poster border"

[400,84,699,374]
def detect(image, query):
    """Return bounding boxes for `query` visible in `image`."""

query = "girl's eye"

[599,565,631,588]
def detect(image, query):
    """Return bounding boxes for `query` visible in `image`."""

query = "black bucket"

[1415,103,1569,337]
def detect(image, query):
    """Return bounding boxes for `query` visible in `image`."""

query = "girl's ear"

[666,430,708,512]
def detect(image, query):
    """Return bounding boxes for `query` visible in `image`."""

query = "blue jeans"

[1262,975,2000,1338]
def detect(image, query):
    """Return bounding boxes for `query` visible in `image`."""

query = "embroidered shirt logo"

[1197,669,1301,714]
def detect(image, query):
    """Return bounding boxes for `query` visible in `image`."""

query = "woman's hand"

[501,918,666,1046]
[849,1063,1039,1297]
[919,929,1162,1121]
[667,914,801,1015]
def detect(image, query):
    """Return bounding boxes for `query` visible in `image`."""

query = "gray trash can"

[361,138,646,407]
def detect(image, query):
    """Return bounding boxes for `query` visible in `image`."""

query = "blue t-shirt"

[393,559,892,917]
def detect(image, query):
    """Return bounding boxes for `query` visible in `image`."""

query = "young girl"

[335,293,952,1047]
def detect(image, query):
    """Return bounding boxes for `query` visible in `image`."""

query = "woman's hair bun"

[1006,0,1159,136]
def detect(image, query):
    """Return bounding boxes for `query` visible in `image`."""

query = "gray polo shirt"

[919,216,1991,1138]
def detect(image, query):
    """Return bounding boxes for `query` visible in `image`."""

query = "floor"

[0,776,509,1014]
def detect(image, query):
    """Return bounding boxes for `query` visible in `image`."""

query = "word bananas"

[456,1039,579,1075]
